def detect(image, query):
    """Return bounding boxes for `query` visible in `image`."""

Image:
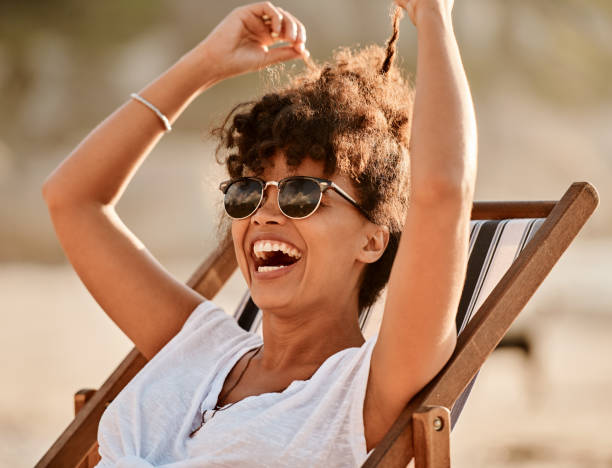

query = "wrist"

[176,44,224,94]
[415,5,453,32]
[133,48,221,129]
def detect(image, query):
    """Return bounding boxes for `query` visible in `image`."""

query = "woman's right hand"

[192,2,309,82]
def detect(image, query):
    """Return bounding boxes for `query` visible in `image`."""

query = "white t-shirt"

[96,300,378,467]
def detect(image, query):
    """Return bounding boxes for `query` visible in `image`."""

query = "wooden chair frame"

[36,181,598,468]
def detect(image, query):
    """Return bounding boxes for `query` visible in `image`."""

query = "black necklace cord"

[189,345,263,438]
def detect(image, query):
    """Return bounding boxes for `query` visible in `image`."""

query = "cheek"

[306,215,363,271]
[231,221,250,279]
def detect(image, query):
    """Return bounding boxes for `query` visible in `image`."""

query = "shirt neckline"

[203,333,369,414]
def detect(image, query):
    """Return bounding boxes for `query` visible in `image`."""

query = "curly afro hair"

[214,8,413,314]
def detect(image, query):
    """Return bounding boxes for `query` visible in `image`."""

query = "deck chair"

[36,181,598,468]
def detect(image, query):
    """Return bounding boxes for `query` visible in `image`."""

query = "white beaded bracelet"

[130,93,172,132]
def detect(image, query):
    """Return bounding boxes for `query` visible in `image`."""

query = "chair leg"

[412,406,451,468]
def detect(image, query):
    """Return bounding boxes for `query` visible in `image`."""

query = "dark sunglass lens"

[224,179,262,218]
[279,179,321,218]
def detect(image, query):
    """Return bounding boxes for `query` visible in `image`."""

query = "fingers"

[264,45,304,66]
[251,2,300,43]
[256,1,284,37]
[252,2,308,56]
[276,7,299,43]
[394,0,416,26]
[237,1,309,65]
[277,7,308,55]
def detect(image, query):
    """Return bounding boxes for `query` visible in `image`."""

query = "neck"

[256,300,365,374]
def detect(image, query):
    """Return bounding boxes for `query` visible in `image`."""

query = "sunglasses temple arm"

[329,183,372,222]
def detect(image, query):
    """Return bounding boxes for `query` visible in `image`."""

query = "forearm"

[42,46,219,208]
[409,8,477,200]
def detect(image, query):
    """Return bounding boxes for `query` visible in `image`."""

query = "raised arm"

[366,0,478,446]
[42,2,308,360]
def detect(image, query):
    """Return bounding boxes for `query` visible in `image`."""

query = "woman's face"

[230,152,378,318]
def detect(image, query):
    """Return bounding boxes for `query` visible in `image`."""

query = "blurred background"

[1,0,611,466]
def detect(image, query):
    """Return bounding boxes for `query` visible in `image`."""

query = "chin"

[251,288,308,315]
[249,288,296,313]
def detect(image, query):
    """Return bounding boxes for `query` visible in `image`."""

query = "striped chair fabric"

[231,218,545,426]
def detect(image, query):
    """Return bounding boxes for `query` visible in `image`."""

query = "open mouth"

[252,240,302,273]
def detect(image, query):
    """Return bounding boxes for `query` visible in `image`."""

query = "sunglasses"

[219,176,370,220]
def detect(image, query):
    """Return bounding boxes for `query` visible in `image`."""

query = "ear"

[357,224,390,264]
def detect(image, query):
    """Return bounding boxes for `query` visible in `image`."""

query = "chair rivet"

[433,417,443,431]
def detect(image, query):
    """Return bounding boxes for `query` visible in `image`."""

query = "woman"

[43,0,477,466]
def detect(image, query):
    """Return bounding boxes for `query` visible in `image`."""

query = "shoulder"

[179,300,240,336]
[157,299,254,359]
[98,300,260,461]
[312,335,378,382]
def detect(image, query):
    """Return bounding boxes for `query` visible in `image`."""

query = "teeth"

[258,265,288,272]
[253,240,302,260]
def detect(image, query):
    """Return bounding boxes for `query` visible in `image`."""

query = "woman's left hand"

[394,0,454,27]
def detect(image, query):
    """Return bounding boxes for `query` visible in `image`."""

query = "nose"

[251,185,285,225]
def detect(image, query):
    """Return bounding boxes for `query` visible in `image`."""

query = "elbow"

[412,175,475,207]
[42,175,80,213]
[411,144,478,204]
[42,174,106,212]
[413,157,477,205]
[41,176,66,212]
[41,177,57,209]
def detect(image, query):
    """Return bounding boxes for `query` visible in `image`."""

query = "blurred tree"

[0,0,166,48]
[0,0,610,158]
[493,0,612,106]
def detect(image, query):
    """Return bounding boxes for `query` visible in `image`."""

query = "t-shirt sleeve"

[97,300,254,465]
[348,333,378,461]
[148,299,248,362]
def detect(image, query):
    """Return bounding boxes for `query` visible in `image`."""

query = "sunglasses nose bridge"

[262,180,279,192]
[259,180,279,207]
[251,180,284,222]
